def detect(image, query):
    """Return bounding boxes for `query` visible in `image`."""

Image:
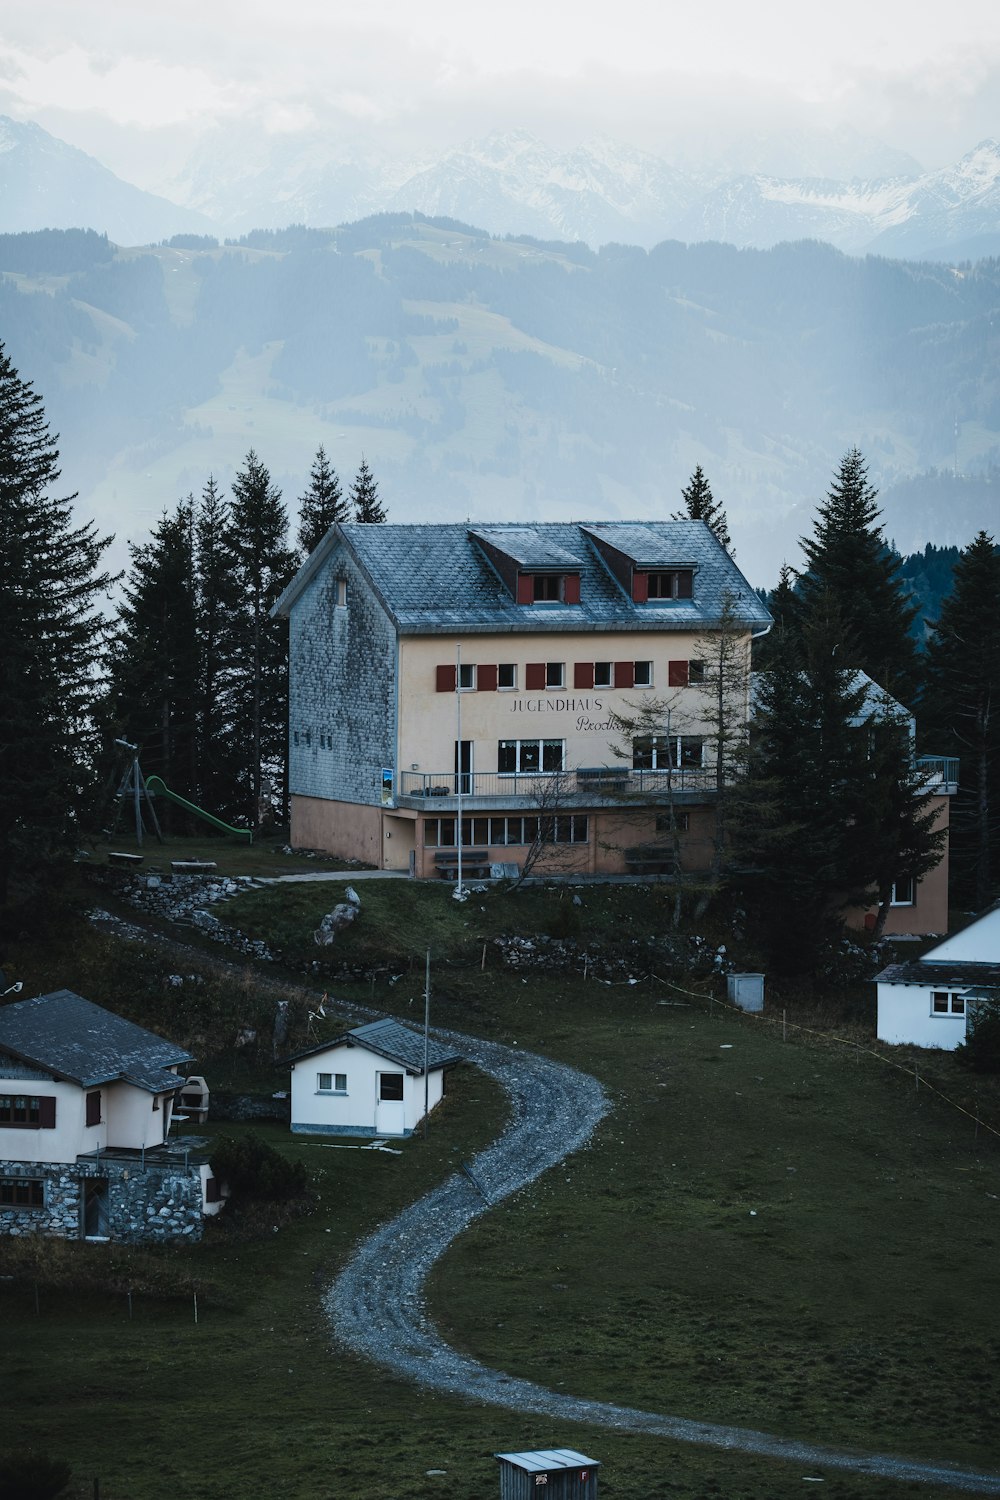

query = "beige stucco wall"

[291,795,384,864]
[397,630,741,778]
[847,794,951,937]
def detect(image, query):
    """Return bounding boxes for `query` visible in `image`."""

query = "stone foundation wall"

[0,1158,205,1243]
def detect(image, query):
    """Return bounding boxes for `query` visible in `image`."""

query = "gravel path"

[326,1025,1000,1495]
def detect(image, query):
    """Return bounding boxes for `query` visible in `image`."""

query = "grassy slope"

[2,881,999,1498]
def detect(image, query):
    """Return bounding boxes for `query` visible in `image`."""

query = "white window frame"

[593,661,612,688]
[634,660,653,687]
[498,739,565,774]
[458,663,477,691]
[930,991,966,1017]
[497,663,517,690]
[544,662,565,689]
[317,1071,349,1093]
[890,877,915,906]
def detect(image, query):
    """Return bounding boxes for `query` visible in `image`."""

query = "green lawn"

[3,887,999,1499]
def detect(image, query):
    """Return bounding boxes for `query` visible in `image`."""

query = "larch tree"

[0,341,113,908]
[921,530,1000,910]
[224,451,298,828]
[674,465,731,551]
[349,456,387,523]
[796,448,918,703]
[297,445,348,554]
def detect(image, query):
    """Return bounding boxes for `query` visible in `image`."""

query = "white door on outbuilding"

[375,1070,406,1134]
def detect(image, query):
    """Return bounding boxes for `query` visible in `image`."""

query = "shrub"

[209,1134,309,1205]
[955,997,1000,1073]
[0,1451,72,1500]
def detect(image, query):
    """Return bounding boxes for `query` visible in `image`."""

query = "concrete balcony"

[395,766,716,810]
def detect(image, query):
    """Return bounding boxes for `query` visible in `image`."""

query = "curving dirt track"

[326,1025,1000,1496]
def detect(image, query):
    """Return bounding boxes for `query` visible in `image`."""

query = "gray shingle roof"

[288,1017,462,1073]
[275,520,772,636]
[877,961,1000,988]
[0,990,192,1093]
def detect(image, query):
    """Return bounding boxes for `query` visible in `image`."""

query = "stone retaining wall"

[0,1157,205,1243]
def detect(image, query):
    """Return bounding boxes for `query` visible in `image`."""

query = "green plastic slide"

[145,776,253,844]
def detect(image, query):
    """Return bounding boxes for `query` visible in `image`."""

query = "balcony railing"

[396,766,716,805]
[915,756,959,795]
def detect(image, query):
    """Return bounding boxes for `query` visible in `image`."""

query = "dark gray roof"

[274,520,771,636]
[495,1450,600,1474]
[876,961,1000,988]
[0,990,192,1093]
[288,1017,462,1074]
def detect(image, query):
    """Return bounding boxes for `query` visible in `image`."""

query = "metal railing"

[915,756,960,794]
[396,766,716,804]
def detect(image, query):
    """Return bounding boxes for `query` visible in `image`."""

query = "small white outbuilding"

[287,1018,463,1138]
[876,904,1000,1049]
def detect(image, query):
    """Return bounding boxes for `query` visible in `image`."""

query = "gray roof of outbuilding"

[287,1017,462,1074]
[495,1449,600,1473]
[876,961,1000,988]
[0,990,192,1093]
[273,520,772,636]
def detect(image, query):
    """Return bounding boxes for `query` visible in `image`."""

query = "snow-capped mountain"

[0,116,215,245]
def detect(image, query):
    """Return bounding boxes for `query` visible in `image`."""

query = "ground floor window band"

[424,815,589,847]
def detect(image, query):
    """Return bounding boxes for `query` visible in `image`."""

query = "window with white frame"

[317,1072,348,1092]
[632,735,704,770]
[593,661,612,687]
[890,877,915,905]
[545,662,564,689]
[497,663,517,690]
[634,660,653,687]
[498,739,565,774]
[458,663,477,690]
[931,992,966,1016]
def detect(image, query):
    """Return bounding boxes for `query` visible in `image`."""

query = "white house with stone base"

[287,1018,462,1138]
[876,905,1000,1049]
[0,990,220,1242]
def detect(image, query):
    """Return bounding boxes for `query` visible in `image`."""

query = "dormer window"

[516,572,581,605]
[645,569,693,600]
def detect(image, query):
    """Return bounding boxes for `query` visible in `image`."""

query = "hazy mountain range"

[4,115,1000,260]
[2,218,998,588]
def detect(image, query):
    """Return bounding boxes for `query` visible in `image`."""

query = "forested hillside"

[2,219,1000,581]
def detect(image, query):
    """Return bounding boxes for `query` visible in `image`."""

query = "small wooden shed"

[495,1449,600,1499]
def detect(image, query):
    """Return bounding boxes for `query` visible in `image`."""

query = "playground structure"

[104,741,252,846]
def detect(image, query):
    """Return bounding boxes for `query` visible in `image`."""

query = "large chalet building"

[274,519,771,880]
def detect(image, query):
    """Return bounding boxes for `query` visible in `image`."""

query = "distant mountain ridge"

[4,115,1000,260]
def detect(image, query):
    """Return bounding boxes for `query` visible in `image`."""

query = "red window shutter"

[436,664,456,692]
[668,660,689,687]
[525,663,546,690]
[563,573,581,604]
[614,661,635,688]
[677,570,693,599]
[477,664,498,692]
[516,573,534,604]
[86,1091,101,1127]
[632,570,648,603]
[38,1096,56,1129]
[574,661,594,689]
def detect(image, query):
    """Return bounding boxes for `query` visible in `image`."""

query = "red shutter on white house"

[525,663,546,690]
[632,570,648,603]
[38,1096,56,1129]
[563,573,581,604]
[614,661,635,688]
[516,574,534,604]
[477,664,498,692]
[574,662,594,689]
[668,660,689,687]
[436,664,457,692]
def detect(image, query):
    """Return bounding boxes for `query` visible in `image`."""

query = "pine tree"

[674,465,731,551]
[0,342,112,906]
[921,531,1000,909]
[752,564,798,670]
[350,456,387,523]
[796,449,918,703]
[194,475,238,814]
[224,451,297,828]
[105,500,200,804]
[692,590,752,912]
[297,446,348,554]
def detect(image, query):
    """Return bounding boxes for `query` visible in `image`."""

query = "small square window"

[334,1073,347,1091]
[497,663,517,690]
[533,574,561,601]
[890,877,915,906]
[931,992,949,1014]
[545,662,564,689]
[593,662,612,688]
[318,1072,333,1091]
[634,661,653,687]
[458,663,477,690]
[951,995,966,1016]
[688,659,705,684]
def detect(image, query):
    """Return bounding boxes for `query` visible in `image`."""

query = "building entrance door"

[374,1071,406,1135]
[83,1178,110,1239]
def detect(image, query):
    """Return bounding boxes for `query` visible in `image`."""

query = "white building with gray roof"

[273,519,771,878]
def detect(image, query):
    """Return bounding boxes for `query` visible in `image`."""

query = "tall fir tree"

[674,465,731,551]
[0,341,113,907]
[224,451,297,828]
[194,474,239,814]
[104,500,200,806]
[298,446,348,554]
[349,456,387,523]
[796,448,918,703]
[921,531,1000,909]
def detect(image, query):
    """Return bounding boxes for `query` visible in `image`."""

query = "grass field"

[3,883,999,1499]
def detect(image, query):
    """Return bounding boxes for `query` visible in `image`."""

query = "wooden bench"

[108,851,144,867]
[624,844,677,875]
[171,860,218,874]
[434,849,492,879]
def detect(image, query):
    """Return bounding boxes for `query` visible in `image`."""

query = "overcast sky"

[1,0,999,182]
